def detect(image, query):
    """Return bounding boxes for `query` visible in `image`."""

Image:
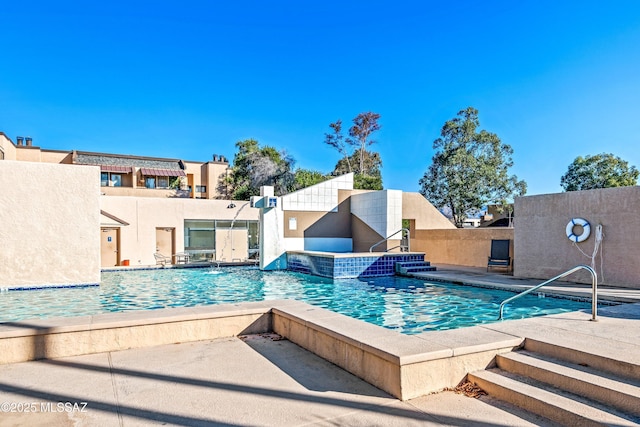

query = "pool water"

[0,267,594,334]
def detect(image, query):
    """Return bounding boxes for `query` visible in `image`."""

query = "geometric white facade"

[350,189,403,238]
[281,173,353,212]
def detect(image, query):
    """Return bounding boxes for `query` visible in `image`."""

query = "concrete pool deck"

[0,302,638,426]
[0,267,639,425]
[411,264,640,304]
[0,334,561,427]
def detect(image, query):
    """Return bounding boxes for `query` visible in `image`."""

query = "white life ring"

[566,218,590,243]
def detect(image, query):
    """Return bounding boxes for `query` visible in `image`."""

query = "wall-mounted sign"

[107,237,112,242]
[289,217,297,231]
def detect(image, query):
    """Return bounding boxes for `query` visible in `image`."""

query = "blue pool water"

[0,267,594,333]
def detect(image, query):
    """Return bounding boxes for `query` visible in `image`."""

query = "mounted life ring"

[566,218,590,243]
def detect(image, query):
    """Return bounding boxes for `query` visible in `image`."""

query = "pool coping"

[0,300,525,400]
[409,270,639,304]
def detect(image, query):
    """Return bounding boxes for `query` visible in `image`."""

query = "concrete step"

[396,261,432,267]
[469,369,640,427]
[524,338,640,382]
[497,351,640,416]
[405,266,437,272]
[395,261,436,276]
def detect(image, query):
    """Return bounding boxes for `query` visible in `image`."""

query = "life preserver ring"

[566,218,590,243]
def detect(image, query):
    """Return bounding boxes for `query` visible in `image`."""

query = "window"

[101,172,122,187]
[145,177,156,189]
[196,185,206,193]
[183,219,260,260]
[157,176,169,189]
[110,174,122,187]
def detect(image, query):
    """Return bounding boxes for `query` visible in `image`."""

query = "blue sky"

[2,1,640,196]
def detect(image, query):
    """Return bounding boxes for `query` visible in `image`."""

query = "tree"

[324,112,383,190]
[349,112,381,175]
[293,169,329,189]
[227,139,296,200]
[560,153,639,191]
[333,150,383,190]
[419,107,527,228]
[324,120,353,173]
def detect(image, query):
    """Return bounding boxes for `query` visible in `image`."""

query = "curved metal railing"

[498,265,598,321]
[369,228,410,253]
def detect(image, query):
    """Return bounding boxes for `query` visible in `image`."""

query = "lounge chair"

[487,239,511,272]
[154,252,171,266]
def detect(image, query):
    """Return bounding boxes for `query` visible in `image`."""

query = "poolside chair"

[487,239,511,272]
[154,252,171,266]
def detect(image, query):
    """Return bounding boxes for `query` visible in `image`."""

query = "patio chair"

[154,252,171,266]
[487,239,511,272]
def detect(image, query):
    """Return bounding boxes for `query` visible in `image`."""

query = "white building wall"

[281,173,353,212]
[100,196,258,266]
[0,161,100,287]
[350,189,403,238]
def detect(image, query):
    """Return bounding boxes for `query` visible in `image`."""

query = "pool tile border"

[286,251,426,278]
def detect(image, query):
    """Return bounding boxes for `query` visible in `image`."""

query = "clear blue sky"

[2,1,640,196]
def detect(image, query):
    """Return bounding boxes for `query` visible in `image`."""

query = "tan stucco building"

[3,131,637,289]
[0,132,260,274]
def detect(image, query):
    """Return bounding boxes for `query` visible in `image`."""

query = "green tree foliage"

[324,112,383,190]
[353,174,383,191]
[333,150,383,190]
[419,107,527,228]
[227,139,296,200]
[293,169,329,189]
[560,153,639,191]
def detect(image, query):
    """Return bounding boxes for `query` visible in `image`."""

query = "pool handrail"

[369,228,410,253]
[498,264,597,321]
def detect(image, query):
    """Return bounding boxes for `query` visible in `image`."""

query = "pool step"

[468,341,640,426]
[394,261,436,275]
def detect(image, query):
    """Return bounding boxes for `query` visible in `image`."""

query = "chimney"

[212,154,218,162]
[25,137,32,146]
[16,136,24,146]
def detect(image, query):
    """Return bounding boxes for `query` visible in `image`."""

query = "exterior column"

[253,186,286,270]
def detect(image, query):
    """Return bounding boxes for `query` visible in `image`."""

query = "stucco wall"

[402,192,457,230]
[0,161,101,287]
[15,146,43,162]
[351,190,402,238]
[0,133,17,160]
[283,189,352,239]
[413,228,514,268]
[100,186,190,198]
[515,187,640,287]
[100,196,259,266]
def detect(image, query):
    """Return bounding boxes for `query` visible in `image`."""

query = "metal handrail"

[369,228,410,253]
[498,265,597,321]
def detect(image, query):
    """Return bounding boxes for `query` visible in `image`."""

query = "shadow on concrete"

[0,381,241,426]
[34,356,437,423]
[598,303,640,320]
[0,356,526,427]
[239,334,389,397]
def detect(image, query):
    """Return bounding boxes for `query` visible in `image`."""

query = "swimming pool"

[0,267,594,333]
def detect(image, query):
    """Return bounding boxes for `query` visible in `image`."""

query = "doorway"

[156,227,175,263]
[100,228,120,267]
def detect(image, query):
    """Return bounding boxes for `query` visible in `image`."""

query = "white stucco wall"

[0,161,101,287]
[281,173,353,212]
[100,196,259,266]
[351,189,403,238]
